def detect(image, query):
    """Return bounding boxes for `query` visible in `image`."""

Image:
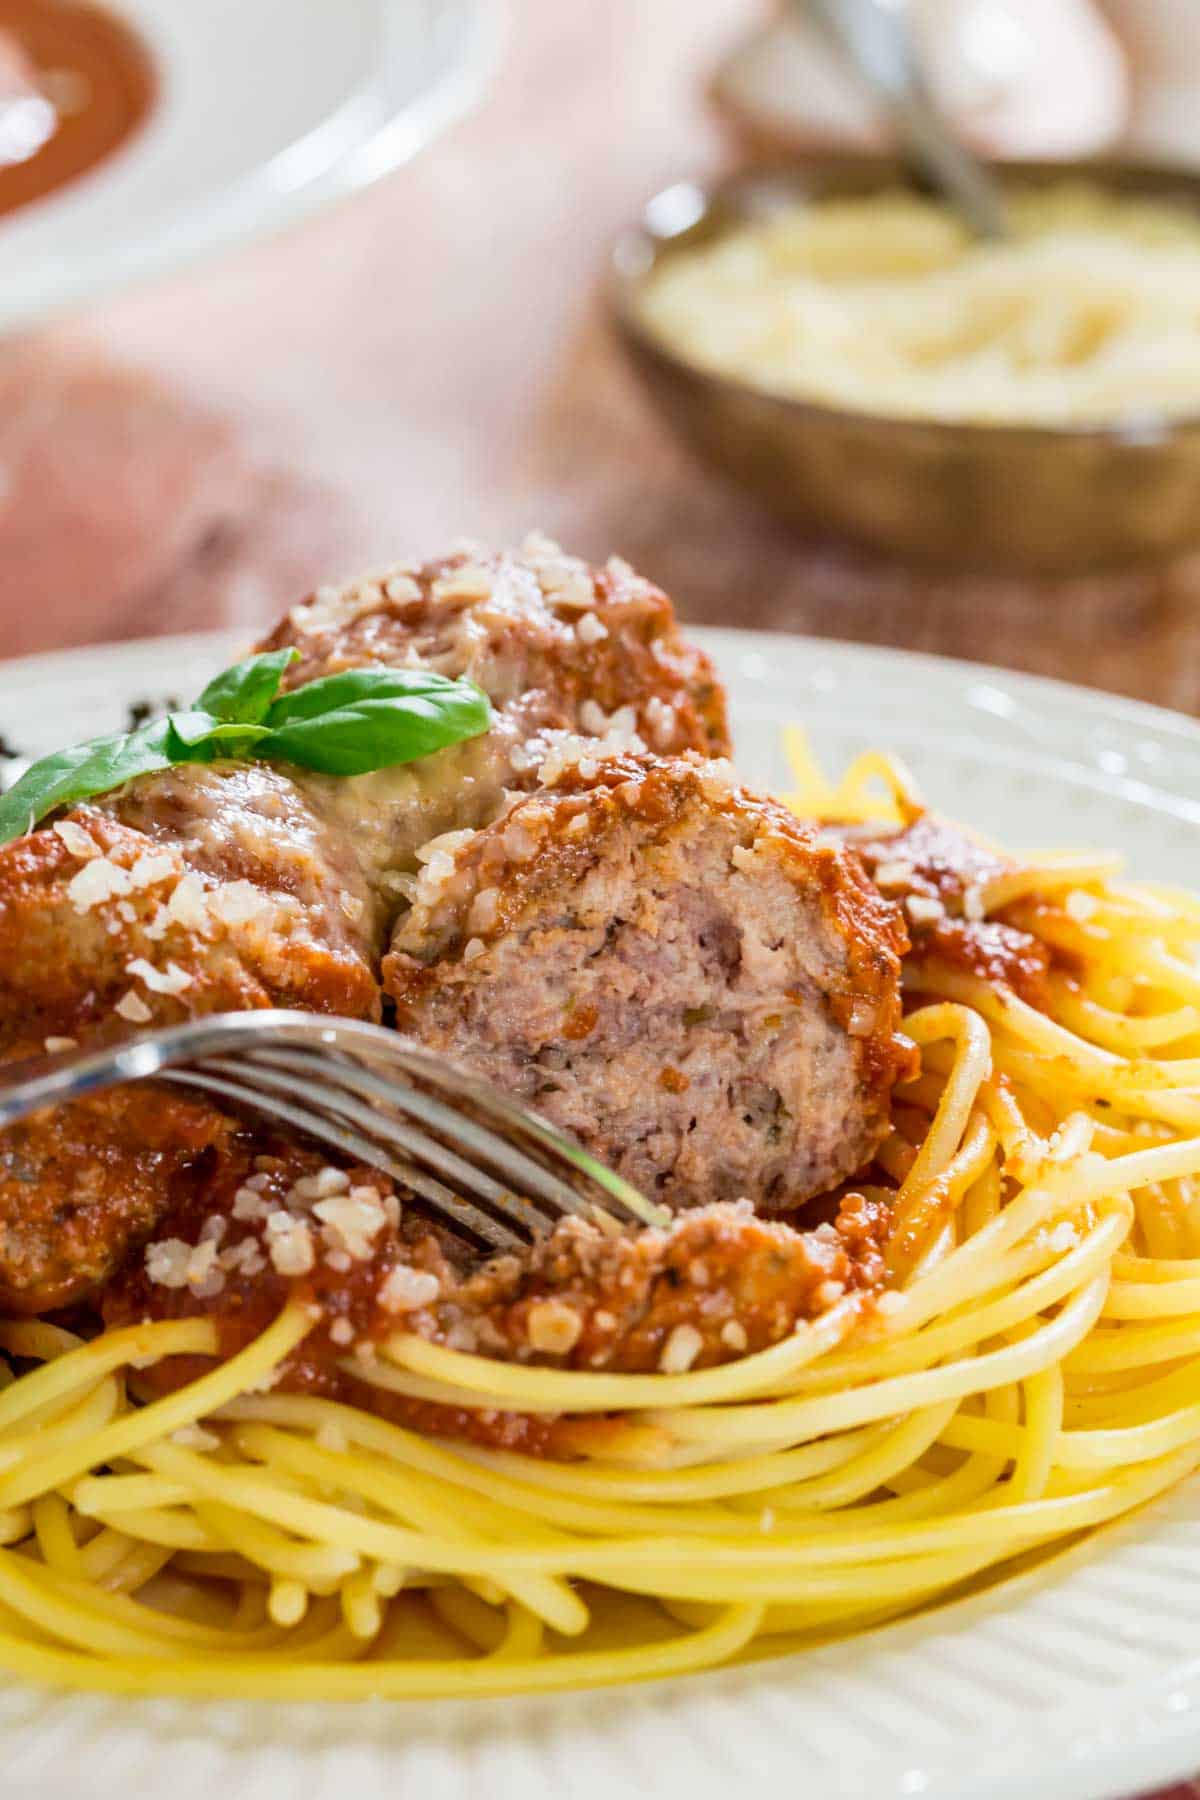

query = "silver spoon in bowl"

[802,0,1011,239]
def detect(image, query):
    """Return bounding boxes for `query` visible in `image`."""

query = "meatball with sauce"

[256,533,731,911]
[0,800,379,1314]
[0,538,731,1316]
[106,1176,891,1456]
[386,753,914,1215]
[826,811,1054,1005]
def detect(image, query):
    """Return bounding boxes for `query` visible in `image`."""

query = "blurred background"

[3,0,1200,712]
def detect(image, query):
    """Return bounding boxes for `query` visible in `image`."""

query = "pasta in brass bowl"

[612,158,1200,572]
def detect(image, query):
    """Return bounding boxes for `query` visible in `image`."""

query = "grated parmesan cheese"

[962,884,987,922]
[52,820,100,859]
[873,860,915,891]
[289,1166,351,1205]
[67,857,132,912]
[232,1185,273,1222]
[643,695,677,749]
[384,572,421,602]
[145,1238,192,1288]
[128,851,176,891]
[209,881,270,928]
[467,887,499,934]
[314,1187,388,1261]
[905,894,945,925]
[222,1237,267,1278]
[431,563,494,603]
[659,1323,704,1374]
[145,1236,225,1296]
[126,957,193,996]
[410,828,476,911]
[114,990,153,1024]
[525,1298,583,1355]
[166,873,210,931]
[697,759,736,802]
[265,1213,316,1278]
[378,1265,441,1314]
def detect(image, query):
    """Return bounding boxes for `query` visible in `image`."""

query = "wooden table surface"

[2,0,1200,723]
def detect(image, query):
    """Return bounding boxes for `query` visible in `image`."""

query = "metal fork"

[0,1012,669,1253]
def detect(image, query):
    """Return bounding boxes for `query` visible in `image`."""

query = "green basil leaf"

[166,711,273,758]
[166,709,224,748]
[195,647,299,725]
[262,667,468,727]
[0,659,492,845]
[0,718,175,846]
[260,670,491,776]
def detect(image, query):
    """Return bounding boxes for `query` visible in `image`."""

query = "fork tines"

[0,1010,669,1256]
[173,1036,666,1253]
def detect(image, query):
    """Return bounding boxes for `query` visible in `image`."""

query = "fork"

[0,1012,669,1253]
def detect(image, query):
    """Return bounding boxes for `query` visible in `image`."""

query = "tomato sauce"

[0,0,153,218]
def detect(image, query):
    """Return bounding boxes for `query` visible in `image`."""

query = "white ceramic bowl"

[0,0,503,333]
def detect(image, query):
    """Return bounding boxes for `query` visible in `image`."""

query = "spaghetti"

[637,183,1200,427]
[3,746,1200,1699]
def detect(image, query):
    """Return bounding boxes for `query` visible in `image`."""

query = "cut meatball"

[385,754,913,1214]
[402,1191,890,1375]
[257,534,731,905]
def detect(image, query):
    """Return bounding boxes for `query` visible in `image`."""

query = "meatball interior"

[386,754,912,1214]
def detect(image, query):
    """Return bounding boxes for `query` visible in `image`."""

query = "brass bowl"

[611,158,1200,574]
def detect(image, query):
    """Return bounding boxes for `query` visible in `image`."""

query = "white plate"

[3,625,1200,1800]
[0,0,503,334]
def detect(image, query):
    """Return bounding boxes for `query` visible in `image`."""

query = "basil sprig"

[0,649,491,844]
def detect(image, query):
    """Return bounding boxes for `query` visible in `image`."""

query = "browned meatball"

[0,1087,240,1316]
[107,760,375,935]
[0,803,380,1314]
[106,1183,890,1454]
[401,1190,889,1375]
[261,534,728,753]
[385,754,913,1215]
[0,805,379,1048]
[257,535,731,907]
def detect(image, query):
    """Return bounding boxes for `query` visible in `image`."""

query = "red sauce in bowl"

[0,0,153,218]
